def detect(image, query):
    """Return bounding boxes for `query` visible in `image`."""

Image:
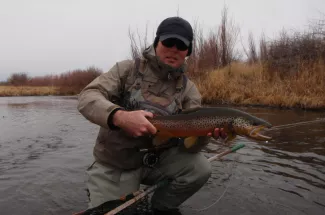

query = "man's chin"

[164,60,180,68]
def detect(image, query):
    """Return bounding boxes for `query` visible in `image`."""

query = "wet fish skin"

[148,107,273,147]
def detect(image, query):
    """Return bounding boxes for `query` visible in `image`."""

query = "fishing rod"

[73,143,245,215]
[208,143,245,162]
[103,181,168,215]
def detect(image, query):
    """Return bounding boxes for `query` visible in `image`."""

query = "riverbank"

[192,62,325,110]
[0,86,57,96]
[0,86,80,97]
[1,61,324,110]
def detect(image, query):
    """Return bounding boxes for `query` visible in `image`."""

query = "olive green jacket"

[77,45,210,170]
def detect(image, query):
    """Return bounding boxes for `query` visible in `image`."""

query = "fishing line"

[252,192,308,215]
[147,152,238,213]
[190,154,239,212]
[268,118,325,131]
[272,201,308,215]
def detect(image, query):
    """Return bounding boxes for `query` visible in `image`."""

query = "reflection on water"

[0,96,324,215]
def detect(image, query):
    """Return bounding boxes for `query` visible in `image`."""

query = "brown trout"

[148,107,273,148]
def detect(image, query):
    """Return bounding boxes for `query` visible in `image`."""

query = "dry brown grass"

[193,61,325,109]
[2,62,324,110]
[0,86,59,97]
[2,8,324,111]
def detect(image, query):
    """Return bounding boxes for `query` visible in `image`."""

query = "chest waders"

[122,58,187,167]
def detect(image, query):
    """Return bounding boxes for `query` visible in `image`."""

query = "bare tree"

[259,32,268,62]
[128,23,150,60]
[219,6,240,66]
[220,7,228,66]
[248,32,258,64]
[8,72,29,86]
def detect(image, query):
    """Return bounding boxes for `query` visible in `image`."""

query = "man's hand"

[207,128,227,140]
[112,110,157,137]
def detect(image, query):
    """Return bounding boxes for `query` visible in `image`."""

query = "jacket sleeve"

[181,80,211,152]
[77,60,133,129]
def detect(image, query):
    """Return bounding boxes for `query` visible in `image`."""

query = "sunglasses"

[161,38,188,51]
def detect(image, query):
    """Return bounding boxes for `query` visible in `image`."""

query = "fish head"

[232,116,272,141]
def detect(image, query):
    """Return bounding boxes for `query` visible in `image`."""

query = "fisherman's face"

[155,38,188,68]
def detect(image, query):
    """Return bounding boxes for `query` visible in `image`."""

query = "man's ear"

[154,36,159,48]
[187,42,192,56]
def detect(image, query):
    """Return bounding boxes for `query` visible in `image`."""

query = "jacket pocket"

[142,76,159,93]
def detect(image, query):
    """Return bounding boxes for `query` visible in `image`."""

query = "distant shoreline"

[1,85,324,111]
[0,86,80,97]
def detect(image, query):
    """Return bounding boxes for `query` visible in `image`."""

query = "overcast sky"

[0,0,324,81]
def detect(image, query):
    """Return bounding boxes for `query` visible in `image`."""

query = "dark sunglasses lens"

[161,39,175,48]
[162,38,188,51]
[176,42,188,51]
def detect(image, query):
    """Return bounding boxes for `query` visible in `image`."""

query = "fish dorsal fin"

[179,107,202,114]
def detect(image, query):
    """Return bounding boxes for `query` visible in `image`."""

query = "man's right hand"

[112,110,157,137]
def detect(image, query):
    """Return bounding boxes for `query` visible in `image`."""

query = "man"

[77,16,226,215]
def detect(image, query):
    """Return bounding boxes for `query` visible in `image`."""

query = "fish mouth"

[248,125,272,141]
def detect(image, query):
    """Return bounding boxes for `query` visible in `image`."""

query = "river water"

[0,96,324,215]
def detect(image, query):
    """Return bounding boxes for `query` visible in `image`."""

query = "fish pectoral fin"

[184,136,198,149]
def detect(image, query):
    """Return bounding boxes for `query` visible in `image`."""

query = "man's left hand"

[207,128,227,140]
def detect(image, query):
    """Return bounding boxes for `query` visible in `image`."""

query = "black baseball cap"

[156,17,193,46]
